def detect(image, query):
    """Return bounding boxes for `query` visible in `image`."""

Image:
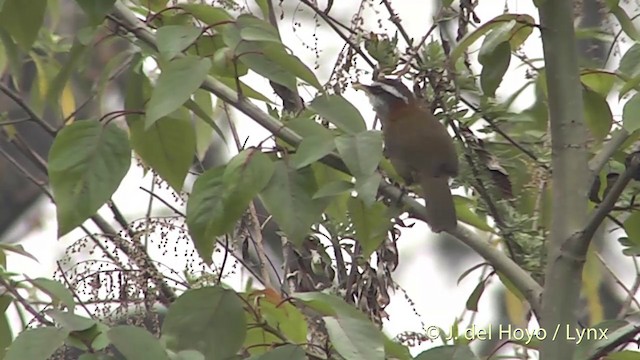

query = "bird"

[354,77,459,233]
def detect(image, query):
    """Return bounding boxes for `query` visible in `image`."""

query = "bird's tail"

[419,175,457,233]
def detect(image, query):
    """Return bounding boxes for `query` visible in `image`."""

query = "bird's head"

[353,78,415,119]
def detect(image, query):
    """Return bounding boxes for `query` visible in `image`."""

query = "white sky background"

[3,0,638,357]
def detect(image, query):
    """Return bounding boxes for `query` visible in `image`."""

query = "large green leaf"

[108,326,169,360]
[309,95,367,134]
[30,278,75,311]
[186,150,274,262]
[348,197,389,258]
[5,327,70,360]
[156,25,202,60]
[324,316,385,360]
[178,4,233,26]
[162,287,246,360]
[479,41,511,97]
[146,56,212,126]
[48,121,131,236]
[451,14,535,62]
[292,132,336,169]
[0,295,12,359]
[334,131,383,178]
[259,161,327,247]
[128,111,195,192]
[0,0,47,50]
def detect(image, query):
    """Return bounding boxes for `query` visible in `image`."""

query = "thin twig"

[0,83,57,135]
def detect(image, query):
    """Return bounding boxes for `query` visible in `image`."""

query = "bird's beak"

[353,82,371,93]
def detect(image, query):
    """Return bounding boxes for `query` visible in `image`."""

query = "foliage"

[0,0,639,359]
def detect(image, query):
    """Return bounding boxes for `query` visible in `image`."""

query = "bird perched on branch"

[354,78,459,233]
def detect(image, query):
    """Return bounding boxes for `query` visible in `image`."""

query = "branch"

[0,83,57,135]
[588,128,630,176]
[111,2,542,316]
[538,0,590,358]
[581,153,640,246]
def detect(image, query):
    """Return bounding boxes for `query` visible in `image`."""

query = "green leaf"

[583,87,613,143]
[348,197,389,258]
[184,97,227,143]
[48,121,131,236]
[255,345,305,360]
[156,25,202,60]
[0,244,38,263]
[313,180,353,199]
[146,56,212,126]
[162,287,246,360]
[465,280,486,312]
[74,0,116,25]
[47,310,96,332]
[606,351,640,360]
[292,132,336,169]
[259,162,327,247]
[624,212,640,241]
[0,0,47,50]
[236,14,280,43]
[619,43,640,77]
[479,41,511,97]
[5,327,70,360]
[451,14,535,62]
[178,4,233,26]
[384,338,412,360]
[324,316,384,360]
[623,92,640,133]
[30,278,75,311]
[309,95,367,134]
[108,326,169,360]
[453,196,493,232]
[0,295,12,359]
[187,150,274,262]
[414,345,480,360]
[334,131,383,178]
[260,301,306,344]
[354,172,381,207]
[128,111,195,192]
[581,70,616,97]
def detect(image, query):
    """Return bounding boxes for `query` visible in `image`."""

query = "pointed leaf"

[47,310,96,332]
[162,287,246,360]
[178,4,233,26]
[292,132,336,169]
[323,316,384,360]
[156,25,202,60]
[108,326,169,360]
[48,121,131,236]
[348,197,390,258]
[187,150,274,262]
[259,162,326,246]
[146,56,212,126]
[335,131,383,178]
[30,278,75,311]
[309,95,366,134]
[128,110,195,192]
[479,41,511,97]
[313,180,353,199]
